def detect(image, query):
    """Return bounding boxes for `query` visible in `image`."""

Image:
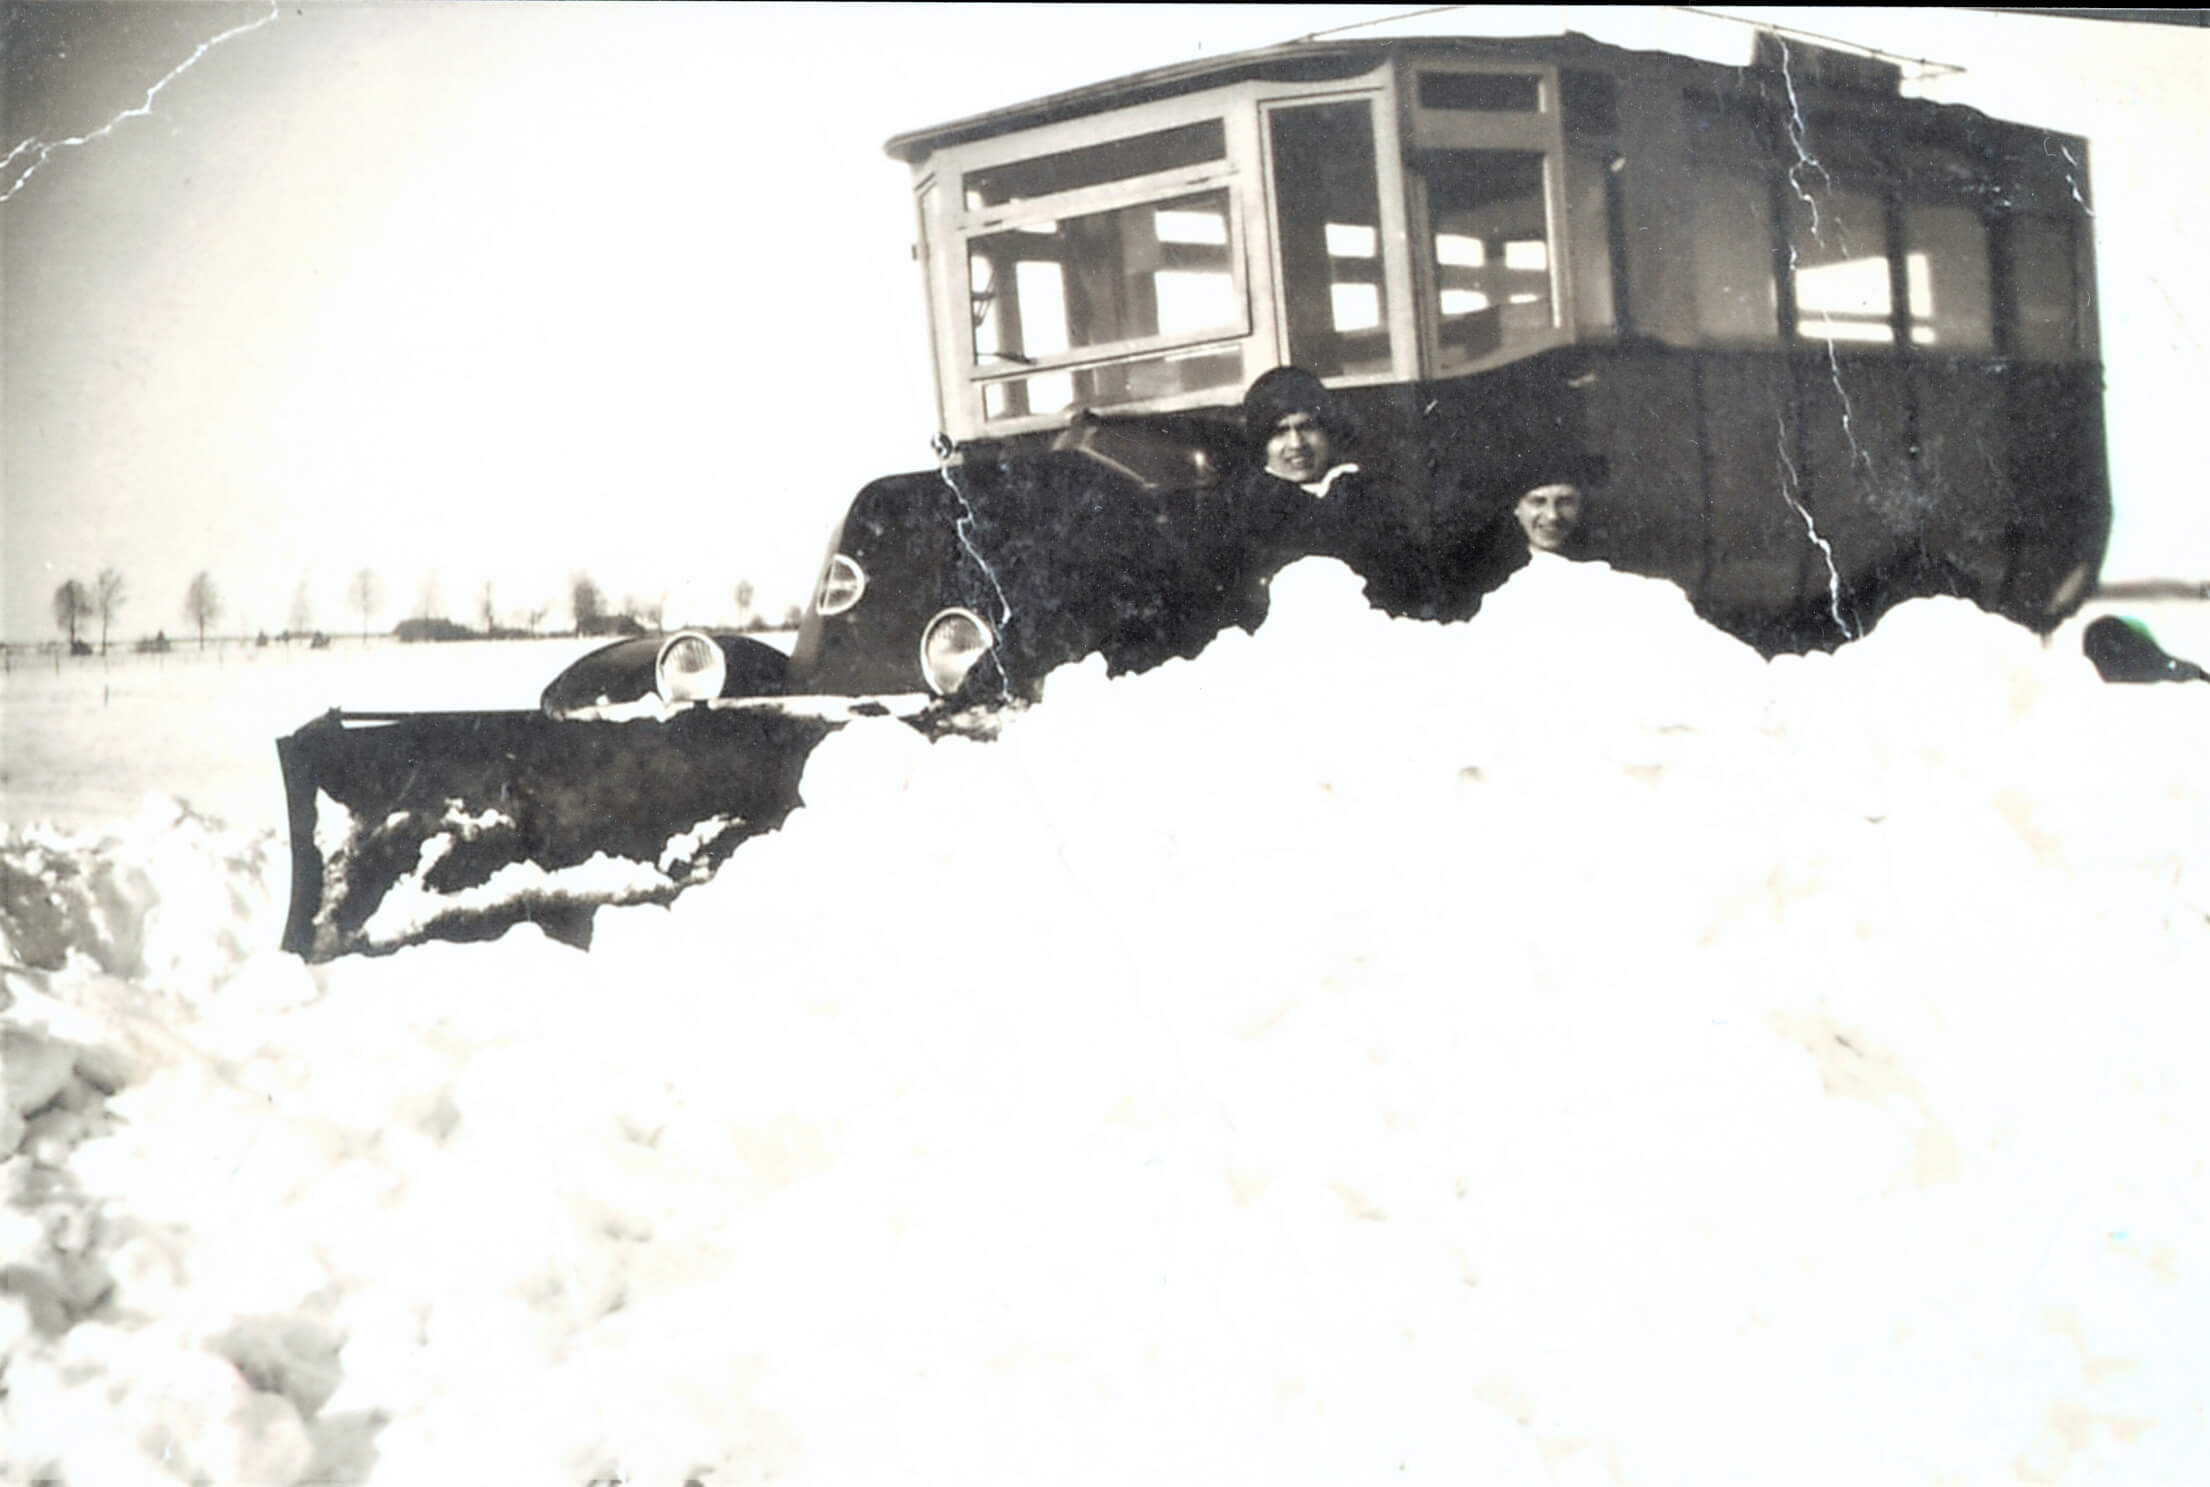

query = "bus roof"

[881,29,1915,165]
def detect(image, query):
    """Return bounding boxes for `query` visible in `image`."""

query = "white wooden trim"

[971,362,1258,437]
[954,161,1241,234]
[934,60,1393,189]
[1370,78,1421,388]
[1224,101,1277,392]
[970,314,1251,381]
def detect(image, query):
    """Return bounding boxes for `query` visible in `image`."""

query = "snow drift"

[5,558,2208,1485]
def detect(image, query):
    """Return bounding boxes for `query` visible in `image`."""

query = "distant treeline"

[395,614,656,642]
[29,565,804,654]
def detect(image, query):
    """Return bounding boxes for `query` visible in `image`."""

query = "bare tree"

[525,603,548,637]
[570,572,605,633]
[734,579,756,628]
[289,579,315,639]
[52,579,90,649]
[348,569,383,641]
[182,571,222,649]
[415,570,444,622]
[479,580,497,637]
[93,568,126,654]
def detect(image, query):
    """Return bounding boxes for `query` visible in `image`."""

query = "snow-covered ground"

[4,573,2208,1485]
[0,636,607,837]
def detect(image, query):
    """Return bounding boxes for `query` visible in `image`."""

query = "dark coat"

[1194,463,1409,630]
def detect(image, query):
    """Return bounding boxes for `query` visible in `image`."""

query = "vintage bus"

[849,26,2107,660]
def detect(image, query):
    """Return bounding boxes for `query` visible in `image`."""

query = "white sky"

[3,4,2205,642]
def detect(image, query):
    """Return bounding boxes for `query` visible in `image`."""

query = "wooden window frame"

[1399,59,1578,380]
[1257,88,1419,390]
[921,63,1412,438]
[928,93,1259,435]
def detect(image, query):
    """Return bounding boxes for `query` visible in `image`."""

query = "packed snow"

[4,565,2209,1485]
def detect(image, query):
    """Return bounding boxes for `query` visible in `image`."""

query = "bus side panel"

[1793,351,1919,597]
[2000,360,2111,617]
[1912,358,2017,600]
[1694,352,1813,621]
[1575,346,1709,596]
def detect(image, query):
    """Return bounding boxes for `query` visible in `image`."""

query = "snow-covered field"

[4,571,2208,1485]
[1,635,611,836]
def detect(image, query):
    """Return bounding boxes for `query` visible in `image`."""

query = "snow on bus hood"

[6,558,2210,1485]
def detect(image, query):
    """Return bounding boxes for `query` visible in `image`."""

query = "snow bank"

[5,560,2209,1485]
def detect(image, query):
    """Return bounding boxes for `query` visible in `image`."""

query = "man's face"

[1515,484,1583,553]
[1265,411,1332,483]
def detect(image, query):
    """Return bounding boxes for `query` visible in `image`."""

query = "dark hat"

[1509,450,1609,499]
[1242,366,1354,453]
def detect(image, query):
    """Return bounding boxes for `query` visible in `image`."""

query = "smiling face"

[1515,482,1583,554]
[1264,411,1333,484]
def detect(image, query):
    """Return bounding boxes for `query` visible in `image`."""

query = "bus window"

[1686,107,1779,343]
[1418,71,1543,114]
[953,112,1247,426]
[1268,100,1393,378]
[968,188,1240,403]
[1422,150,1554,374]
[1903,202,1994,351]
[1788,182,1894,345]
[2009,215,2080,360]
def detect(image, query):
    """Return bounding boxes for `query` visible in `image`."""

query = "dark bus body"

[795,28,2107,689]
